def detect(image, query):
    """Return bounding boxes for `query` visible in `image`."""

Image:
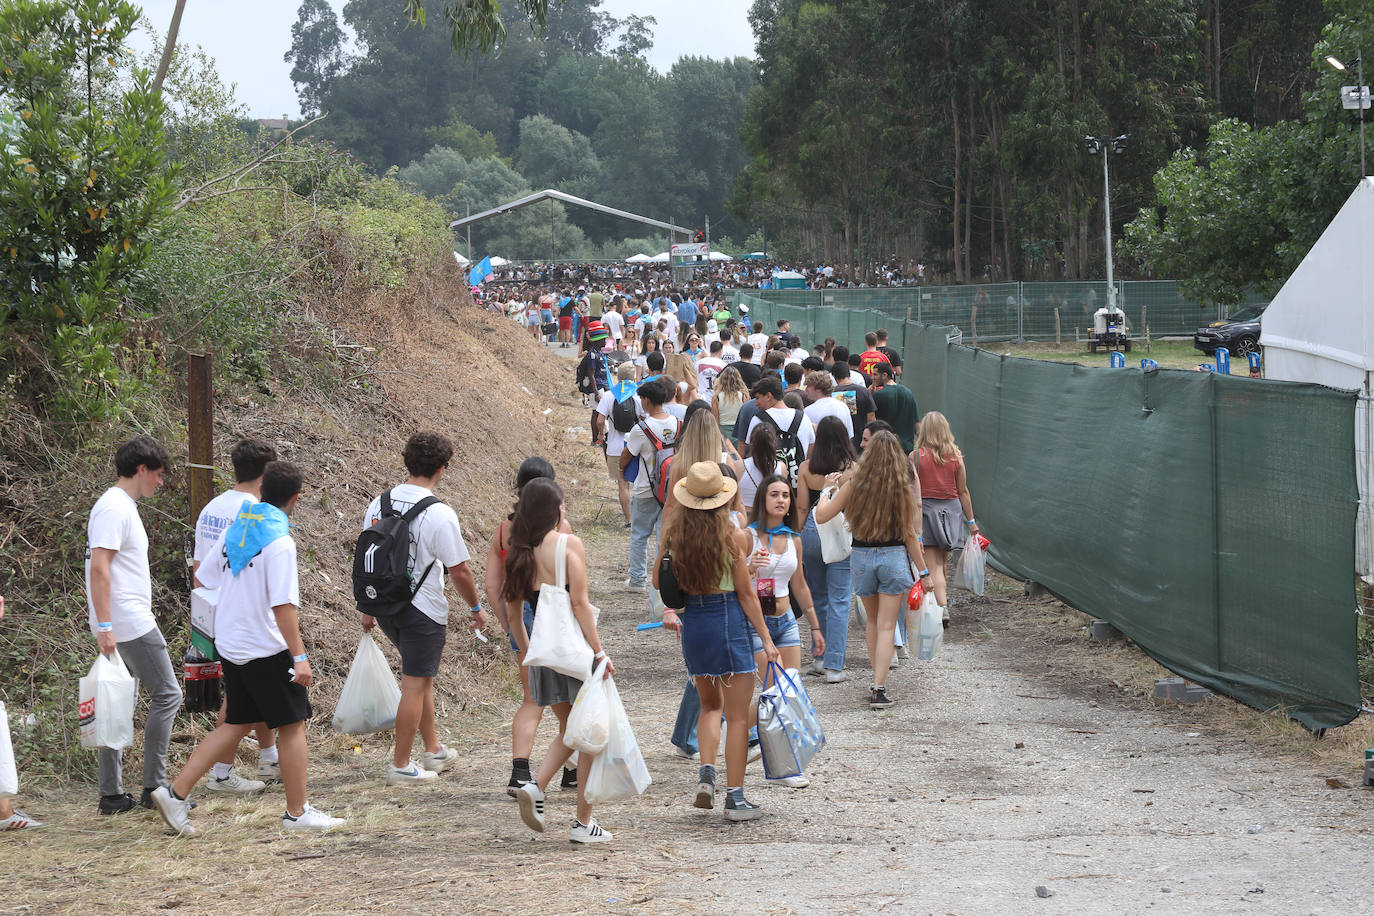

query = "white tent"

[625,253,653,263]
[1263,177,1374,574]
[488,256,511,267]
[648,251,671,263]
[707,250,733,261]
[452,251,471,267]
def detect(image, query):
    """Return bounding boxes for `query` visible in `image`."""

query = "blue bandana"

[748,521,799,537]
[223,499,291,575]
[612,380,637,403]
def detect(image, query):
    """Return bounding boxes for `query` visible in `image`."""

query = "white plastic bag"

[584,677,651,803]
[951,533,986,595]
[917,592,944,661]
[564,659,611,754]
[523,534,595,680]
[0,701,17,799]
[78,651,136,750]
[332,634,402,734]
[816,486,852,563]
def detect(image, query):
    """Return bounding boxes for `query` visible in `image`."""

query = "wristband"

[469,604,482,615]
[593,651,606,661]
[919,569,930,578]
[966,518,977,526]
[97,621,113,632]
[293,652,308,662]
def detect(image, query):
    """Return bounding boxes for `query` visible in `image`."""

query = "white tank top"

[750,528,797,597]
[739,457,784,510]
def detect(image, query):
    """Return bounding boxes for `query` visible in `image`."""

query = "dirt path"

[6,343,1371,915]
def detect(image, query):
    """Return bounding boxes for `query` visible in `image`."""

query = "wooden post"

[187,353,214,528]
[970,305,978,349]
[1054,307,1061,347]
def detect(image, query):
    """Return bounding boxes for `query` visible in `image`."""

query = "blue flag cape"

[224,499,291,575]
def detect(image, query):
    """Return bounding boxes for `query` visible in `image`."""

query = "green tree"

[0,0,178,418]
[286,0,347,117]
[514,114,602,198]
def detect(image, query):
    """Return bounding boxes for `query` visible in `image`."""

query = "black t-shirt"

[736,361,763,389]
[559,300,576,319]
[833,380,877,447]
[877,345,903,371]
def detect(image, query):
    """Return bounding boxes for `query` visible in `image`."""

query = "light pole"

[1325,52,1368,178]
[1083,133,1128,309]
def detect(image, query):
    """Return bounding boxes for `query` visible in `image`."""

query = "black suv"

[1194,303,1265,356]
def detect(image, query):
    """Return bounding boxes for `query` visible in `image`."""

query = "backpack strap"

[398,494,442,597]
[785,410,804,438]
[554,532,569,589]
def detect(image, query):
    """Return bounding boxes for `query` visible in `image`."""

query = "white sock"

[212,762,233,780]
[260,746,279,765]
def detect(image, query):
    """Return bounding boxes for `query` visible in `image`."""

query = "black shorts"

[377,604,447,677]
[222,650,312,729]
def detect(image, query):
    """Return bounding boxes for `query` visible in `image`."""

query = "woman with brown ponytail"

[503,478,616,844]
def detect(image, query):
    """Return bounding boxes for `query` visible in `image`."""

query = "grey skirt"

[921,497,965,551]
[530,664,583,708]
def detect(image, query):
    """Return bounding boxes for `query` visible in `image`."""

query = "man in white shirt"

[695,340,728,401]
[154,462,343,834]
[191,438,279,795]
[802,370,853,438]
[603,302,625,349]
[619,378,680,591]
[747,321,769,363]
[743,375,816,473]
[719,329,740,363]
[362,432,486,785]
[593,363,641,525]
[85,436,182,816]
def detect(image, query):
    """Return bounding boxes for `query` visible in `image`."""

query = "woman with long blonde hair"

[911,411,978,617]
[656,463,779,820]
[711,365,749,444]
[815,432,931,709]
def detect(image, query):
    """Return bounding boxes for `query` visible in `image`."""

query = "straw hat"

[674,461,737,510]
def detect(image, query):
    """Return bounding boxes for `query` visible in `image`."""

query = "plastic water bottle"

[1364,749,1374,787]
[183,646,222,713]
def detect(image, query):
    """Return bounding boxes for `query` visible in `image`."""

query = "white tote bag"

[78,651,136,750]
[523,534,595,680]
[816,486,852,563]
[332,634,403,734]
[0,701,18,799]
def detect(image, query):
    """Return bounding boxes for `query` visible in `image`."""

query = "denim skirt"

[680,592,757,678]
[850,544,915,597]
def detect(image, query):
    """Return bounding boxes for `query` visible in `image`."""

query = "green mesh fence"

[732,281,1272,342]
[907,326,1360,730]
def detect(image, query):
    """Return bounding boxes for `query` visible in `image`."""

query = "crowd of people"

[0,282,979,846]
[481,257,928,295]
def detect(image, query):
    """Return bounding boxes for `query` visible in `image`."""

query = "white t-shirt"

[720,343,740,363]
[658,311,679,341]
[194,488,256,567]
[362,483,471,625]
[623,414,682,499]
[747,334,769,362]
[805,395,854,438]
[744,407,816,458]
[197,529,298,664]
[739,457,785,510]
[85,487,157,642]
[603,310,625,341]
[596,389,641,457]
[695,356,727,400]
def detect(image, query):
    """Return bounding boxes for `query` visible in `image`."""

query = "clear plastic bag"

[564,659,611,754]
[951,533,986,595]
[332,634,402,734]
[584,677,651,803]
[0,701,17,798]
[917,592,944,661]
[78,651,136,750]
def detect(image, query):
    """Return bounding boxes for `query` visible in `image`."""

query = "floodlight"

[1111,134,1129,153]
[1327,55,1347,71]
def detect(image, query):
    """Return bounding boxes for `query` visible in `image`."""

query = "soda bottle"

[184,645,222,713]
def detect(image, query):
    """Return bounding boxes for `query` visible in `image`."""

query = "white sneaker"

[0,809,44,830]
[517,782,546,832]
[896,644,911,659]
[421,744,458,773]
[282,804,344,831]
[204,771,267,796]
[777,774,811,788]
[386,761,438,785]
[825,669,849,684]
[889,653,901,670]
[623,578,646,593]
[671,745,698,760]
[807,659,826,676]
[747,743,762,764]
[569,818,613,844]
[257,760,281,782]
[150,785,195,836]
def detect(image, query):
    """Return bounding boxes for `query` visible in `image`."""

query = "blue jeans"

[802,514,852,671]
[627,494,661,585]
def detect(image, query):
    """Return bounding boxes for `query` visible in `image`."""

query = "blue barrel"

[1110,351,1125,368]
[1140,358,1159,370]
[1247,351,1261,374]
[1215,347,1230,375]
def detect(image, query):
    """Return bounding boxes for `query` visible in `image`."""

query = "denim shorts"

[750,608,801,653]
[507,602,534,654]
[850,545,915,598]
[680,592,757,678]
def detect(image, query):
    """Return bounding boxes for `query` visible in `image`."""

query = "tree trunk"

[963,84,975,281]
[151,0,187,95]
[951,95,963,282]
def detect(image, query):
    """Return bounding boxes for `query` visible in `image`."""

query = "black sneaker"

[723,789,762,822]
[98,792,138,815]
[694,765,716,809]
[560,766,577,790]
[869,686,895,709]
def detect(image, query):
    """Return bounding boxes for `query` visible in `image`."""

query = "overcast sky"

[131,1,756,120]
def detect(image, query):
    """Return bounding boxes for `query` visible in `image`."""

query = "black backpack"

[352,489,440,617]
[759,409,806,489]
[576,352,599,395]
[611,383,639,433]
